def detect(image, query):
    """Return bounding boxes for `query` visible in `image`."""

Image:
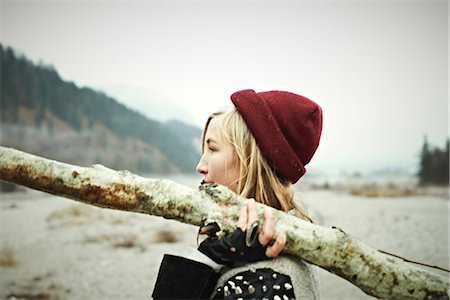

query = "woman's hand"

[198,199,286,265]
[237,199,286,258]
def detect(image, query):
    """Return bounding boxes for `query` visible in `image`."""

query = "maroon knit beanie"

[231,89,323,183]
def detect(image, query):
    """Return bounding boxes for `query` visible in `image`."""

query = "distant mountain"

[0,44,202,174]
[97,84,196,125]
[164,120,203,153]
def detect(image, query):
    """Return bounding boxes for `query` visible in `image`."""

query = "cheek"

[221,156,240,186]
[209,156,227,179]
[209,154,238,187]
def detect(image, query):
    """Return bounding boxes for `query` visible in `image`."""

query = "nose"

[196,154,208,175]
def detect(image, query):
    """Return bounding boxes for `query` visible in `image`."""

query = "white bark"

[0,146,448,299]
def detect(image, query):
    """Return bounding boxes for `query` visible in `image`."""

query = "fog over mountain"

[97,84,197,126]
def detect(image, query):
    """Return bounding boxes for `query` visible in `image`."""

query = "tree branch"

[0,146,448,299]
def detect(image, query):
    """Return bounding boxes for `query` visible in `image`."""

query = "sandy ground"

[0,175,448,300]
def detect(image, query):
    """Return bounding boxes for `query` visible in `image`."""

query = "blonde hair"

[202,106,312,222]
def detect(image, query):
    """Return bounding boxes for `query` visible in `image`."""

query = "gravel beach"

[1,175,448,300]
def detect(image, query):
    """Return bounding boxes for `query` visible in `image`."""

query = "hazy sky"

[1,0,447,174]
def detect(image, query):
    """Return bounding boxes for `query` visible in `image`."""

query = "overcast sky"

[1,0,447,174]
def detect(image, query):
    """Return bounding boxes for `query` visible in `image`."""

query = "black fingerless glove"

[198,227,268,265]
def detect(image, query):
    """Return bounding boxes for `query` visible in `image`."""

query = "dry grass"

[113,236,137,248]
[0,247,19,267]
[5,293,51,300]
[83,233,140,249]
[47,204,92,220]
[348,183,418,198]
[47,204,129,228]
[152,230,178,243]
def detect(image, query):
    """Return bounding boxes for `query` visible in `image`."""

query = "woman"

[152,89,323,299]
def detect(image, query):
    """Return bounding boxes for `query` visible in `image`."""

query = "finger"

[265,231,286,258]
[237,205,247,231]
[258,207,274,246]
[246,199,258,230]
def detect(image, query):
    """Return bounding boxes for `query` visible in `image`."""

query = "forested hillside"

[0,44,201,174]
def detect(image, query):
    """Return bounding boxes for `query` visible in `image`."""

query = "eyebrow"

[206,138,218,144]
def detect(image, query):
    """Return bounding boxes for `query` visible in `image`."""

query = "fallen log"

[0,146,448,299]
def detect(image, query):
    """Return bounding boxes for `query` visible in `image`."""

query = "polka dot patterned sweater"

[213,268,295,300]
[212,254,320,300]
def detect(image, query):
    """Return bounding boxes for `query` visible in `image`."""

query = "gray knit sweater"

[213,254,320,299]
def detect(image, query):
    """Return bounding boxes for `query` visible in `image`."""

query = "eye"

[208,146,216,153]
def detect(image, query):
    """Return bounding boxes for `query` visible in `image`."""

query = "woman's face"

[196,117,240,193]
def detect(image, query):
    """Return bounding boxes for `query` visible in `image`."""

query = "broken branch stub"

[0,146,448,299]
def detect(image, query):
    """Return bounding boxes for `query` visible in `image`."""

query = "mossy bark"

[0,146,448,299]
